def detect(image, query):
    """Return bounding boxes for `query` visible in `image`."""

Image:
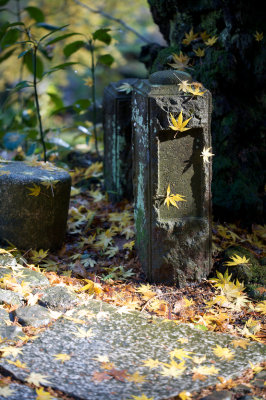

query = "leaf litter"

[0,161,265,400]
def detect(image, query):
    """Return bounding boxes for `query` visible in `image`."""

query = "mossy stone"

[0,161,71,250]
[212,245,265,286]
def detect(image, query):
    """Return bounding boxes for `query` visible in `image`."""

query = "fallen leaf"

[0,385,15,397]
[53,353,71,363]
[142,358,161,369]
[26,372,51,387]
[212,345,235,361]
[36,387,53,400]
[126,371,147,383]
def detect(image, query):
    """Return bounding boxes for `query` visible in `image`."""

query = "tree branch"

[72,0,152,44]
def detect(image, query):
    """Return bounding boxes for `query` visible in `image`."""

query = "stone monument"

[132,70,212,286]
[103,78,137,202]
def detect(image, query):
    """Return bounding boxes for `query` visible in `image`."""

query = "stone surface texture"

[14,305,53,328]
[0,161,71,250]
[132,74,212,286]
[103,78,138,202]
[0,300,264,400]
[38,285,78,311]
[0,288,22,306]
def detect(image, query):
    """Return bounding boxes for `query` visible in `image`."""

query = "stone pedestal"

[103,78,137,202]
[132,71,212,286]
[0,161,71,250]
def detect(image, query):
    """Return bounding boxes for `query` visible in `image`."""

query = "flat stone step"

[0,299,264,400]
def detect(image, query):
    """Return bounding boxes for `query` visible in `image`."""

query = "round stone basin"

[0,160,71,250]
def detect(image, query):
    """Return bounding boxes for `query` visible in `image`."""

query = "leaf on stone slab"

[53,353,71,363]
[130,395,154,400]
[36,387,53,400]
[169,348,193,360]
[108,368,128,382]
[91,370,112,382]
[93,355,110,363]
[126,371,147,383]
[0,346,23,358]
[142,358,161,369]
[164,184,186,209]
[192,365,220,376]
[26,372,51,386]
[72,327,94,339]
[178,391,192,400]
[212,345,235,361]
[192,372,207,381]
[7,359,28,369]
[230,339,250,349]
[0,385,15,397]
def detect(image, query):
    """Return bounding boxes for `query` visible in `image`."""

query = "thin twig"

[141,291,178,313]
[89,40,99,157]
[32,46,47,162]
[72,0,152,44]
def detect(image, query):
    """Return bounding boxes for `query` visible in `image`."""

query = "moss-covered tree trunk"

[144,0,265,224]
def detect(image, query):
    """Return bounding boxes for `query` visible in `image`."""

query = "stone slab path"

[0,299,265,400]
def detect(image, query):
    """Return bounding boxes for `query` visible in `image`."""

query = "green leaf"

[8,22,25,27]
[14,81,31,91]
[23,51,44,79]
[74,99,91,112]
[92,28,111,45]
[0,48,15,63]
[63,40,85,58]
[18,48,31,59]
[25,6,45,23]
[46,32,81,45]
[47,92,64,109]
[1,28,20,47]
[44,61,78,76]
[0,0,9,5]
[36,22,61,31]
[97,54,114,66]
[38,24,69,42]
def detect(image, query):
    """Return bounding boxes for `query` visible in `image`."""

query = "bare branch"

[72,0,152,44]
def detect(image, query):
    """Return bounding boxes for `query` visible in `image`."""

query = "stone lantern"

[103,78,137,202]
[132,70,212,286]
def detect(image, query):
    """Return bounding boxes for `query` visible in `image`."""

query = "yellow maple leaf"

[192,365,220,376]
[72,327,94,339]
[26,372,51,387]
[27,184,41,197]
[194,48,205,57]
[254,300,266,315]
[230,339,250,349]
[201,147,215,163]
[249,362,263,374]
[224,254,250,266]
[0,346,23,358]
[212,345,235,361]
[205,35,218,46]
[126,371,147,383]
[164,184,186,209]
[169,348,193,360]
[169,52,190,70]
[254,31,263,41]
[117,82,133,94]
[160,359,186,378]
[7,359,28,369]
[123,240,135,251]
[83,77,93,87]
[200,31,210,41]
[77,279,102,294]
[182,28,198,45]
[130,395,154,400]
[178,80,192,93]
[0,386,15,397]
[187,85,206,96]
[142,358,161,369]
[178,337,189,344]
[169,111,192,135]
[178,391,192,400]
[36,387,53,400]
[192,355,207,364]
[136,284,156,299]
[53,353,71,363]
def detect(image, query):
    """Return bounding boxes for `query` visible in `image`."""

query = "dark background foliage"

[142,0,266,225]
